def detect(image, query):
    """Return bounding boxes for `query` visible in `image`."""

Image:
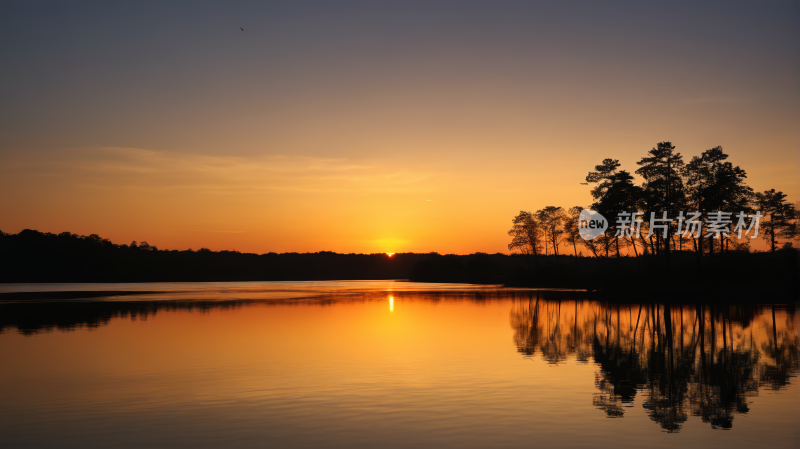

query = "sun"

[373,238,407,254]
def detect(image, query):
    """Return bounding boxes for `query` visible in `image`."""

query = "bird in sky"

[240,27,244,31]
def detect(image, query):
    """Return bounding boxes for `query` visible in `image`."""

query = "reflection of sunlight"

[389,296,394,312]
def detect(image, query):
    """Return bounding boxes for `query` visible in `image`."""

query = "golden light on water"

[2,288,799,444]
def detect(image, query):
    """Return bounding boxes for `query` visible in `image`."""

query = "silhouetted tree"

[508,211,544,269]
[754,189,799,253]
[586,158,622,200]
[683,147,752,256]
[586,158,646,257]
[596,171,642,257]
[536,206,565,257]
[636,142,685,263]
[579,232,603,258]
[563,206,584,258]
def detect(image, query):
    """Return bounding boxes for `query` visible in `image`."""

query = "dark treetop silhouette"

[512,142,798,262]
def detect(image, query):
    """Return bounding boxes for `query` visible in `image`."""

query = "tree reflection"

[0,300,253,335]
[510,297,799,432]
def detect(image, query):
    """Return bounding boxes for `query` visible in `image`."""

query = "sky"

[0,0,797,254]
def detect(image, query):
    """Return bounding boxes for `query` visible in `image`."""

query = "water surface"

[1,281,797,448]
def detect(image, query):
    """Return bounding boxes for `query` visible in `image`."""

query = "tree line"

[0,229,417,282]
[0,229,523,283]
[509,142,799,263]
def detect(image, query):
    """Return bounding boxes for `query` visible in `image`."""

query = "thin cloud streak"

[7,146,447,195]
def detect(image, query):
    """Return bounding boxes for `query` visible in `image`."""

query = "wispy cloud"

[12,146,446,195]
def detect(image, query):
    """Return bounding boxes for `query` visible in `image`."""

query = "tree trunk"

[697,216,705,258]
[709,233,715,258]
[629,236,639,257]
[552,232,559,257]
[770,216,776,252]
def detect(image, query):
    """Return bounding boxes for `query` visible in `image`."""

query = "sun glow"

[386,253,395,257]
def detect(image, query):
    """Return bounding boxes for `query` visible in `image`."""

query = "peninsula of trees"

[509,142,798,263]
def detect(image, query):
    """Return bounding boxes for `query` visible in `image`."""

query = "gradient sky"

[1,0,797,254]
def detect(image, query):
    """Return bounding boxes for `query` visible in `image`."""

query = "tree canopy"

[511,142,798,260]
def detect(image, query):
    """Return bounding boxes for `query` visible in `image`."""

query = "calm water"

[1,281,798,448]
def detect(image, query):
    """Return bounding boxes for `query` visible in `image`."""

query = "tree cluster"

[509,142,799,262]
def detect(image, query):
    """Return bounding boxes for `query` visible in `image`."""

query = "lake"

[1,281,798,448]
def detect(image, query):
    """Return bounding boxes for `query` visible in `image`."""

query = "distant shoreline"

[1,229,797,302]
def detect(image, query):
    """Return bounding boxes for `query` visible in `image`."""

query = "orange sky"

[0,2,796,254]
